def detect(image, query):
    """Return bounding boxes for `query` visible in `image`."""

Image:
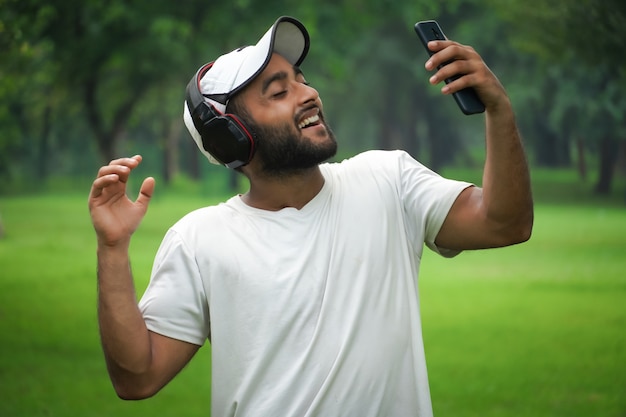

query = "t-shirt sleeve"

[138,228,210,346]
[396,150,473,258]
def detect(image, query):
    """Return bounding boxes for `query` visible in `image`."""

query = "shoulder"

[153,197,249,267]
[341,149,411,166]
[173,204,227,230]
[324,150,443,189]
[322,150,414,177]
[167,197,243,240]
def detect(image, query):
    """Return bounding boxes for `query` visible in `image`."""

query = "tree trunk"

[162,118,182,185]
[594,135,619,195]
[95,133,119,164]
[36,105,52,180]
[187,140,201,180]
[575,137,587,181]
[421,99,459,172]
[532,116,566,167]
[404,87,422,159]
[83,74,142,164]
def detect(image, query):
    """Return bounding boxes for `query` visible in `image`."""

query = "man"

[88,16,532,417]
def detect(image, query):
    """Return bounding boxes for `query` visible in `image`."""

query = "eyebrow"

[261,66,304,95]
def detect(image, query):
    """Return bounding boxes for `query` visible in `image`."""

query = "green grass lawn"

[0,192,214,417]
[421,205,626,416]
[0,178,625,416]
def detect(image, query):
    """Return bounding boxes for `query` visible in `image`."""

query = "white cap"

[201,16,309,113]
[183,16,310,165]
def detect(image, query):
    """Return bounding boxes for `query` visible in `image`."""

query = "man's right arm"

[89,156,199,399]
[97,244,199,399]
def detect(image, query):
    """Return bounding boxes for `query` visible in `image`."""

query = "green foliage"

[1,0,625,194]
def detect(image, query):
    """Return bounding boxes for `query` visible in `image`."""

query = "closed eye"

[272,90,287,98]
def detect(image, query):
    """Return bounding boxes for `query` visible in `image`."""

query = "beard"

[247,112,338,177]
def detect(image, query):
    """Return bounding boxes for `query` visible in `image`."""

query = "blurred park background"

[1,0,625,416]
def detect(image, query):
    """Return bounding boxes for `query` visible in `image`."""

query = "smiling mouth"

[298,114,321,129]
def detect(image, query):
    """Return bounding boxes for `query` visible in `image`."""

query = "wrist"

[97,238,131,255]
[485,92,512,112]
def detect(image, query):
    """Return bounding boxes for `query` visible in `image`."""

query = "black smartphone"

[414,20,485,115]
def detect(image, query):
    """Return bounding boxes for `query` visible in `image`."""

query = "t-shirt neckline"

[229,167,332,217]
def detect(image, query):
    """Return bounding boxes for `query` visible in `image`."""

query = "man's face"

[237,53,337,176]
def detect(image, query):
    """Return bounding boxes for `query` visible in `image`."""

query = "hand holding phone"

[414,20,485,115]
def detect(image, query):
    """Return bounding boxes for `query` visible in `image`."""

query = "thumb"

[136,177,155,210]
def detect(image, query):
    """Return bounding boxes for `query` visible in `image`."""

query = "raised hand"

[425,40,508,111]
[88,155,155,247]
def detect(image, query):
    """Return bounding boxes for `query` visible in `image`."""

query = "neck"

[241,166,325,211]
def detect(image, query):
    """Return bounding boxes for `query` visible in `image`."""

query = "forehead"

[230,53,303,109]
[248,53,299,90]
[263,52,292,72]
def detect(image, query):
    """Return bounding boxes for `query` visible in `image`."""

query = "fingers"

[89,155,144,200]
[136,177,156,209]
[98,155,142,182]
[423,41,504,105]
[431,60,481,94]
[89,173,122,199]
[425,41,481,83]
[425,40,471,65]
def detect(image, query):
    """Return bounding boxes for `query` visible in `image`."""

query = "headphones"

[185,62,255,169]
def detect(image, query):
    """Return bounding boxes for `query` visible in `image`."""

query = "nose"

[297,81,320,106]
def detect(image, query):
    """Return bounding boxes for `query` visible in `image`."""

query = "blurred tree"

[0,0,188,185]
[10,0,610,194]
[0,0,513,189]
[41,0,198,163]
[487,0,626,194]
[298,0,475,171]
[0,1,54,183]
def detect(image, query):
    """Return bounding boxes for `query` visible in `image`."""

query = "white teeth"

[298,114,320,129]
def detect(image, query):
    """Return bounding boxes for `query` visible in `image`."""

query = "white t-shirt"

[139,150,472,417]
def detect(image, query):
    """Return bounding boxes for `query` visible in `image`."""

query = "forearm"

[96,243,200,400]
[97,243,152,377]
[482,98,533,239]
[428,40,533,249]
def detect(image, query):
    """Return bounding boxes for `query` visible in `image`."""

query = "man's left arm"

[424,40,534,250]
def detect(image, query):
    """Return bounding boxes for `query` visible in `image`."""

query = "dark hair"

[225,93,253,124]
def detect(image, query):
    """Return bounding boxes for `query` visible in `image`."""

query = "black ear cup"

[185,63,255,169]
[196,110,255,169]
